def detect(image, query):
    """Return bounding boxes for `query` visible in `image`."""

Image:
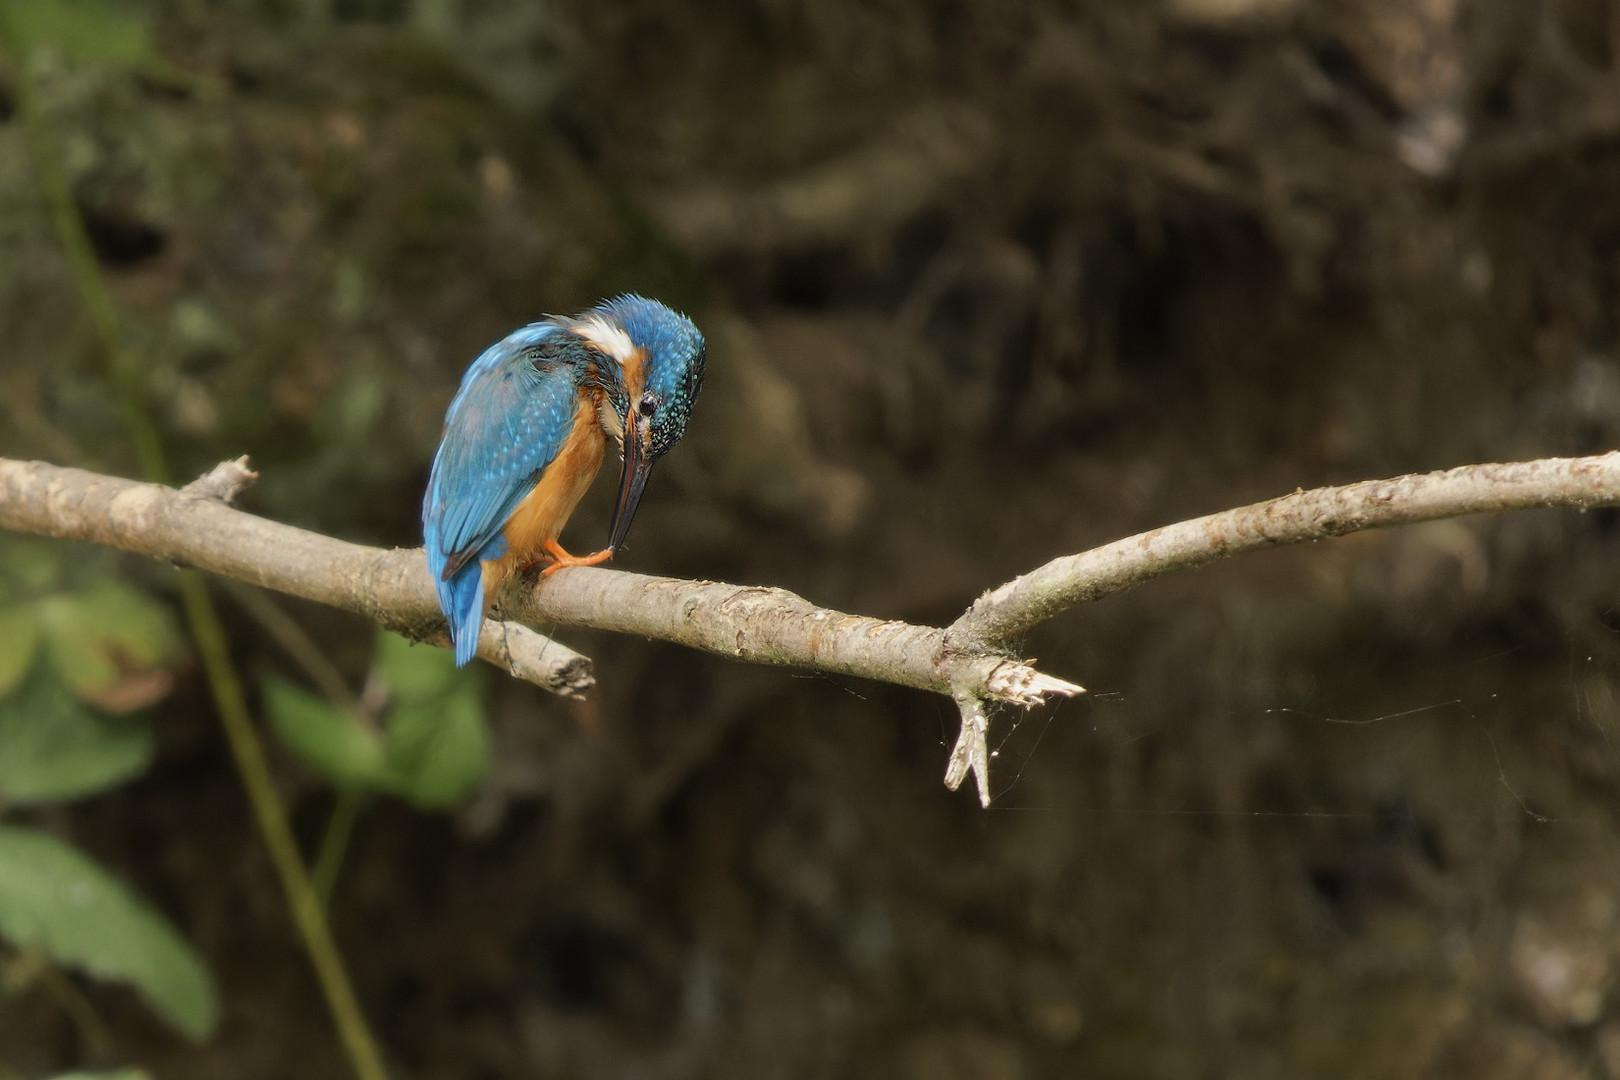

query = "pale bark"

[7,451,1619,806]
[949,452,1620,648]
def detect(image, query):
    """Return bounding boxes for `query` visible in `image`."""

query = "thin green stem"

[2,19,388,1080]
[0,949,109,1054]
[178,581,385,1078]
[312,791,363,909]
[6,53,165,485]
[223,582,361,711]
[39,961,113,1054]
[223,583,369,908]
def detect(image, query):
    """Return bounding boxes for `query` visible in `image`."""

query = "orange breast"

[485,397,606,586]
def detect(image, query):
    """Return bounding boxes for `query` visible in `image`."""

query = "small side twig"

[180,456,259,504]
[945,694,993,808]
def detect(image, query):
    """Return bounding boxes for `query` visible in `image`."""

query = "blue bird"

[423,295,706,665]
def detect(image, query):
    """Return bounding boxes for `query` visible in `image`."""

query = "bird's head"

[568,294,706,551]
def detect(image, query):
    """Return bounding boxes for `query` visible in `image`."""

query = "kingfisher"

[423,295,706,666]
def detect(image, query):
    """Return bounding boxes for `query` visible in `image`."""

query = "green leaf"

[383,683,490,809]
[0,667,152,804]
[45,1071,150,1080]
[374,630,459,701]
[0,826,218,1041]
[263,677,388,791]
[39,583,179,713]
[0,605,41,699]
[373,630,490,807]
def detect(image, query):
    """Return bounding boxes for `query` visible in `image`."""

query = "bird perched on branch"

[423,295,706,665]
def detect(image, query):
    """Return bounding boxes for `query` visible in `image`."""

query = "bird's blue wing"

[424,324,581,577]
[422,324,582,663]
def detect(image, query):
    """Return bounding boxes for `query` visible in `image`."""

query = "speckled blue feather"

[423,322,582,665]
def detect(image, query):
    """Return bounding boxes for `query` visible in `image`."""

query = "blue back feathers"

[423,322,589,665]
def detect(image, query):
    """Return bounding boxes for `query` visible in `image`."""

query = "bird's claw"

[539,539,614,577]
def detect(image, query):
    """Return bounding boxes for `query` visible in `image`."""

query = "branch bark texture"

[951,452,1620,648]
[0,458,594,697]
[6,451,1619,805]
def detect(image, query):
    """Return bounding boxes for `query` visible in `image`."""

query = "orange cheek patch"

[622,346,647,398]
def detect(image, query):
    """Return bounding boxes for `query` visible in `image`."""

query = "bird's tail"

[439,562,486,667]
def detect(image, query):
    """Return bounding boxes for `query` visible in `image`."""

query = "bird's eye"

[638,393,657,417]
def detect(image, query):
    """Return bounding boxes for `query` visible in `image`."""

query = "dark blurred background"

[6,0,1620,1076]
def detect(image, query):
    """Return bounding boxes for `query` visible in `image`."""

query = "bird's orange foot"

[538,538,615,577]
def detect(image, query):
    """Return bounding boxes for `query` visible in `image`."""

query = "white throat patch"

[575,317,637,369]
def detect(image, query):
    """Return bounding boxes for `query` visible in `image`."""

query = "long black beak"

[609,412,654,552]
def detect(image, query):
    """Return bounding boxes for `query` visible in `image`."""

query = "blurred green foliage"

[5,0,169,79]
[0,668,152,805]
[5,3,505,1064]
[267,629,490,808]
[0,826,217,1041]
[0,538,216,1042]
[0,540,179,804]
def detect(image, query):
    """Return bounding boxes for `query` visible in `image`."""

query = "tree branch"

[6,452,1619,806]
[0,457,594,698]
[950,452,1620,648]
